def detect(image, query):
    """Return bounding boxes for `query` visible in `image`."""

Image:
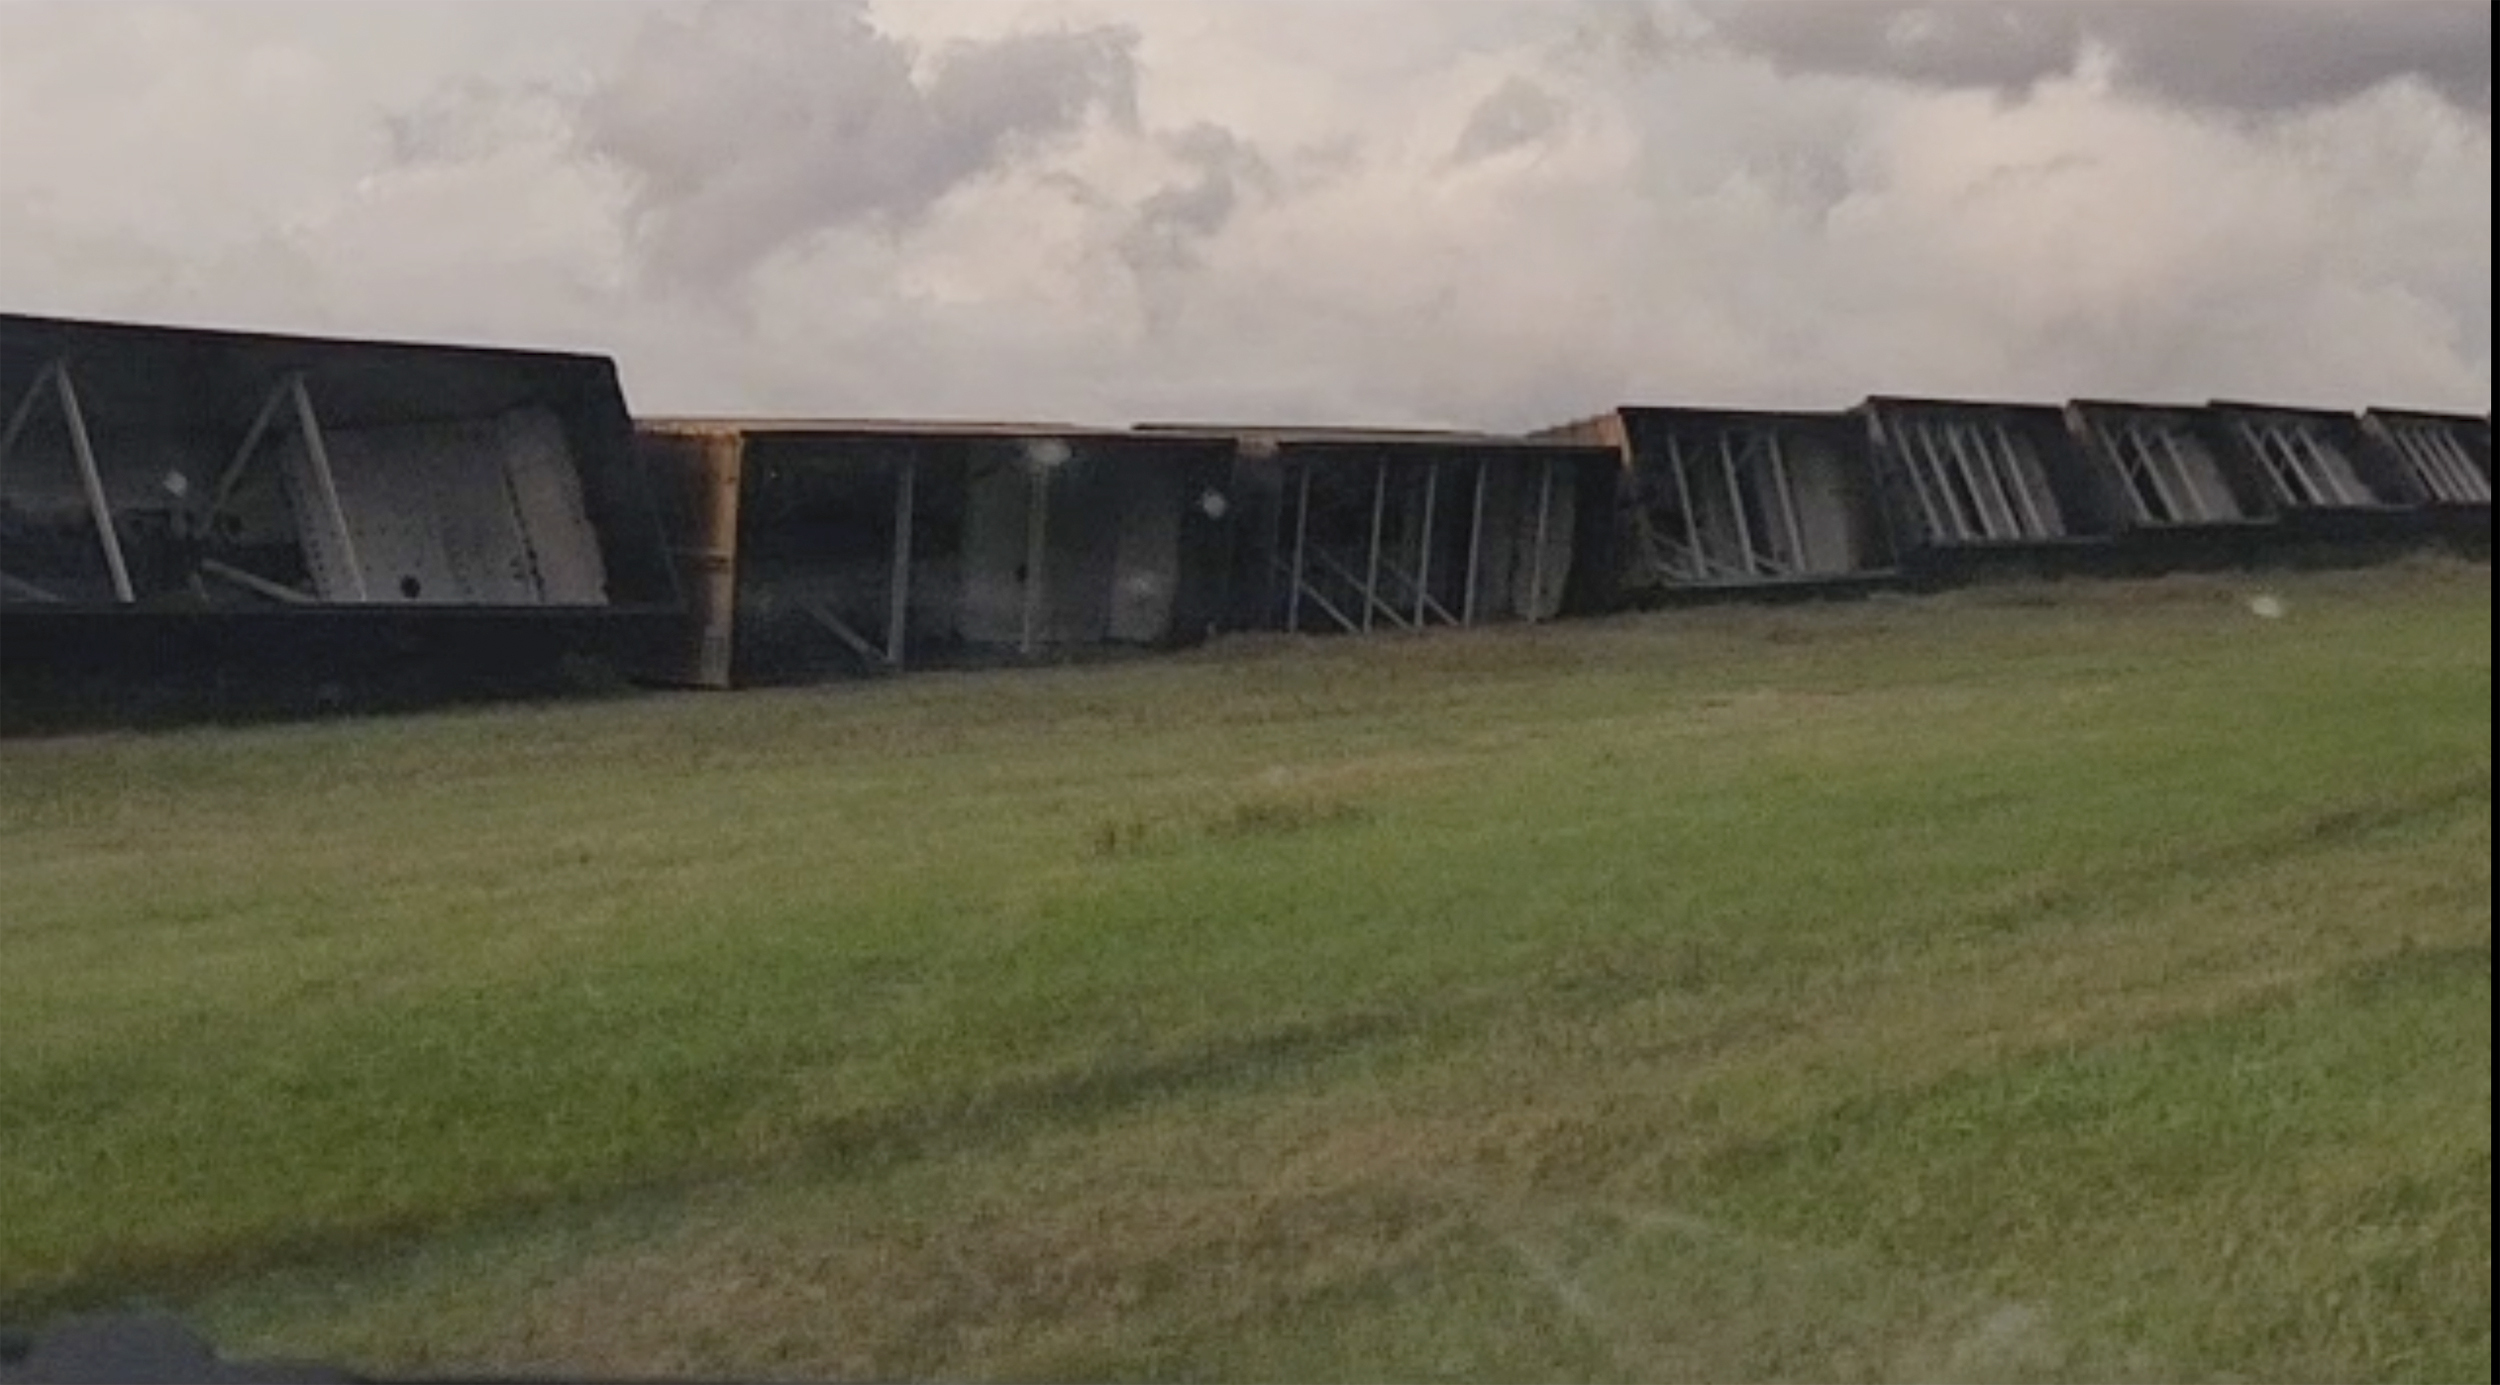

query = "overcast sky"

[0,0,2488,428]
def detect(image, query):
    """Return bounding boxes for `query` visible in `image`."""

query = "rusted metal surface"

[1526,412,1632,456]
[634,428,744,689]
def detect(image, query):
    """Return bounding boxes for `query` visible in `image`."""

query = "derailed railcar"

[1540,407,1901,606]
[0,312,680,727]
[2063,400,2287,572]
[1137,425,1620,634]
[2204,402,2429,548]
[1860,396,2127,580]
[636,420,1239,689]
[2359,408,2492,551]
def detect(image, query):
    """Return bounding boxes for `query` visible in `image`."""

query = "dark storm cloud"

[574,0,1139,288]
[1696,1,2492,115]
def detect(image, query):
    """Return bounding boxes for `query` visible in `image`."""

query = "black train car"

[0,313,680,728]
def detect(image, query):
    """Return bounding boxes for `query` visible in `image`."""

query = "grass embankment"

[1,562,2489,1382]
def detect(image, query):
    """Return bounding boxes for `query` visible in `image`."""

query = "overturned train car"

[1539,407,1900,602]
[638,420,1620,689]
[2,304,2486,726]
[636,420,1241,688]
[1552,395,2487,610]
[1148,426,1620,636]
[0,313,681,724]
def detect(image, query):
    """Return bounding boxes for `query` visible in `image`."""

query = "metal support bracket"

[206,374,370,602]
[1271,554,1360,635]
[801,595,892,671]
[0,359,136,603]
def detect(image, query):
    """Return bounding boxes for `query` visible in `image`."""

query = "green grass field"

[2,561,2490,1383]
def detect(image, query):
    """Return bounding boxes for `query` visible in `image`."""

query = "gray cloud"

[0,0,2485,431]
[575,0,1138,288]
[1452,76,1572,164]
[1697,3,2083,94]
[1117,123,1275,276]
[1696,1,2493,115]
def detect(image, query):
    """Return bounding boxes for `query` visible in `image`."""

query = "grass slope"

[0,562,2490,1383]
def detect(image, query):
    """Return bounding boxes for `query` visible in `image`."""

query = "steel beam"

[0,571,63,603]
[1940,422,2011,539]
[1925,425,1990,539]
[1312,547,1415,630]
[286,377,369,602]
[1664,433,1707,582]
[2392,431,2436,497]
[1021,460,1050,655]
[1890,421,1953,545]
[1381,559,1457,626]
[886,456,915,668]
[2239,424,2303,506]
[2130,425,2190,522]
[801,596,884,667]
[208,380,291,522]
[1988,423,2043,537]
[1767,431,1809,574]
[2145,429,2184,522]
[1462,456,1488,626]
[2157,425,2216,522]
[2287,425,2358,507]
[2403,426,2485,503]
[2442,432,2486,499]
[1361,456,1388,633]
[1527,456,1554,622]
[53,366,135,603]
[200,558,314,605]
[0,361,135,603]
[1991,422,2053,537]
[0,361,55,464]
[1963,423,2018,538]
[1413,461,1440,627]
[1273,556,1361,635]
[1287,463,1312,633]
[1912,428,1972,541]
[1717,433,1762,577]
[2442,433,2490,501]
[2398,429,2455,499]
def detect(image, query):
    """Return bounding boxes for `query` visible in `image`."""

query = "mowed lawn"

[0,562,2489,1383]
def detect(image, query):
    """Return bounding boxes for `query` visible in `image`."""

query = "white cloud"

[0,0,2486,430]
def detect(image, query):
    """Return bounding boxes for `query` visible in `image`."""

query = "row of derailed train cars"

[0,311,2489,719]
[1536,398,2491,603]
